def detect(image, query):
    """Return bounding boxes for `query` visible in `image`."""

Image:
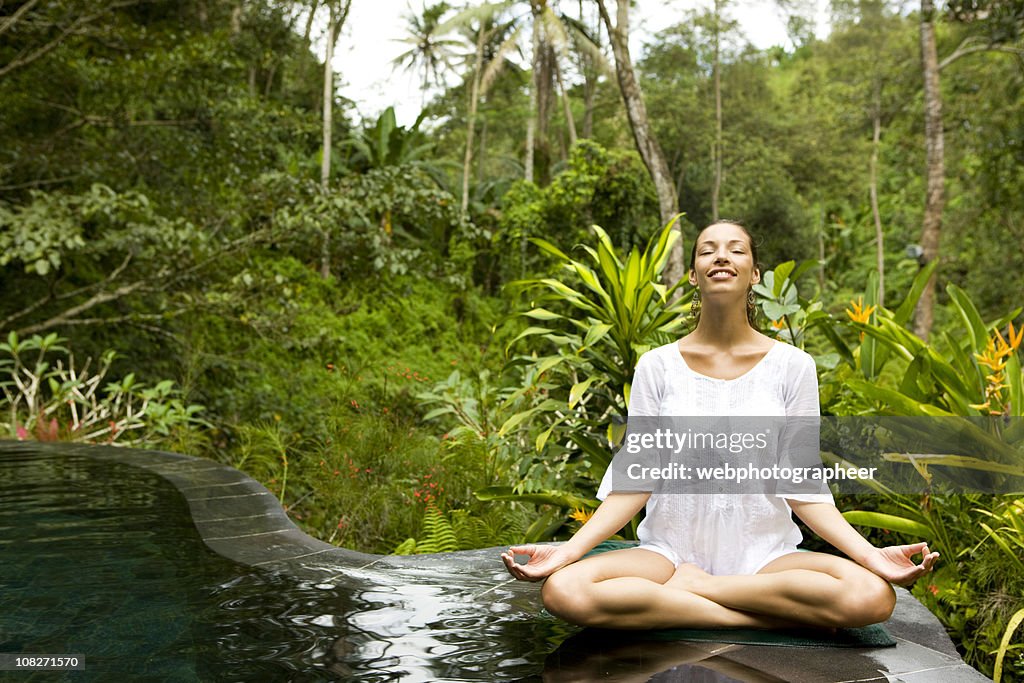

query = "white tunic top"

[597,339,835,575]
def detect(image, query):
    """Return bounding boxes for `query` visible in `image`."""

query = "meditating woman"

[501,221,939,631]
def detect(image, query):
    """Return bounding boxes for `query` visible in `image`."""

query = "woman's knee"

[834,573,897,627]
[541,568,596,625]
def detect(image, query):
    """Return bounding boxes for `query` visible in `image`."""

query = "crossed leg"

[541,548,896,630]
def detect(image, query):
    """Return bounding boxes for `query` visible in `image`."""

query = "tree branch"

[0,0,43,37]
[0,0,148,79]
[17,310,186,336]
[940,37,1024,70]
[6,229,269,336]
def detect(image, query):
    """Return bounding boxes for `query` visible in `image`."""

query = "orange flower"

[770,319,785,331]
[569,508,594,525]
[973,325,1020,415]
[846,297,876,341]
[845,297,876,325]
[1007,320,1023,351]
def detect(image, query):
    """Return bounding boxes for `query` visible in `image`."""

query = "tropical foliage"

[1,0,1022,677]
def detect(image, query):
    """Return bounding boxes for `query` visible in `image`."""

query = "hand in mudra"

[861,542,940,586]
[501,544,573,582]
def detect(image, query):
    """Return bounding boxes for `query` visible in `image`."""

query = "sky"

[326,1,831,126]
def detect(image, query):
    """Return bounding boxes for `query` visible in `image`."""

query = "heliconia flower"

[845,297,876,325]
[569,508,594,524]
[1007,321,1022,351]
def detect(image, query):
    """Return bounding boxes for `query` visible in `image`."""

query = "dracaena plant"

[476,220,688,538]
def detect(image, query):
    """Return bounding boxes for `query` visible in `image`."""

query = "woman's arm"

[501,491,650,581]
[788,500,939,586]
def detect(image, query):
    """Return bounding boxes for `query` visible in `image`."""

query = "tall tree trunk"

[320,1,349,279]
[524,8,540,184]
[596,0,683,286]
[300,0,320,108]
[554,57,577,147]
[582,77,595,138]
[538,45,556,184]
[711,0,723,221]
[461,26,486,217]
[230,2,243,35]
[914,0,945,340]
[817,203,826,291]
[477,117,488,182]
[869,85,885,308]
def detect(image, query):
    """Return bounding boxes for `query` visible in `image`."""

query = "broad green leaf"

[994,607,1024,683]
[582,323,612,350]
[842,511,933,539]
[772,261,795,297]
[474,485,597,510]
[506,326,554,351]
[947,283,988,352]
[893,260,938,326]
[881,453,1024,477]
[846,379,953,416]
[522,308,564,321]
[1007,353,1023,417]
[528,237,570,260]
[569,377,598,409]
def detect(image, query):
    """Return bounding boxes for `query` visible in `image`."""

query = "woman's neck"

[689,301,759,347]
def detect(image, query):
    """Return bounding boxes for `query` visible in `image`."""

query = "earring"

[747,289,756,314]
[690,291,701,322]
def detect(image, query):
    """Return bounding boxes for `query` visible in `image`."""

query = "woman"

[500,221,939,631]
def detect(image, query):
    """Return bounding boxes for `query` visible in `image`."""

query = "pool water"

[0,447,574,681]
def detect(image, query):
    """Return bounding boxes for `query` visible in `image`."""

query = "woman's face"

[688,223,760,295]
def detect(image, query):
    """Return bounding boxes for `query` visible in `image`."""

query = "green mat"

[574,540,896,648]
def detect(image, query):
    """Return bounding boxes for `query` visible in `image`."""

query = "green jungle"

[1,0,1022,678]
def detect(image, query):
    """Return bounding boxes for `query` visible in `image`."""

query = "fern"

[392,537,417,555]
[415,505,459,554]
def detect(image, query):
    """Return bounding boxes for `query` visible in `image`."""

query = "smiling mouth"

[707,269,737,279]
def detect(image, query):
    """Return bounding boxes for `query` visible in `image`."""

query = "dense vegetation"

[1,0,1022,678]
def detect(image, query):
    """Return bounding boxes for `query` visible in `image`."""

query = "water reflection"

[540,630,789,683]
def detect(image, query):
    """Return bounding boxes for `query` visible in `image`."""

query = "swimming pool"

[0,441,989,682]
[0,443,572,680]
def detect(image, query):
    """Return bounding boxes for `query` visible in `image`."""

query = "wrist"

[848,543,877,566]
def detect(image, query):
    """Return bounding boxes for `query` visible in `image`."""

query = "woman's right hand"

[501,544,575,582]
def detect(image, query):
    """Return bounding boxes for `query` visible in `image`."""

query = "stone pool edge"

[13,441,992,681]
[21,441,509,575]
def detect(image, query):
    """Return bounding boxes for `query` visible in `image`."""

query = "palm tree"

[441,0,605,211]
[392,2,462,106]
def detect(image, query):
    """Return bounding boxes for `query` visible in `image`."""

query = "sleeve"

[779,351,835,505]
[624,352,663,418]
[596,351,663,500]
[784,352,820,418]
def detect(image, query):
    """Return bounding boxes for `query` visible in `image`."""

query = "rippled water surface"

[0,447,575,681]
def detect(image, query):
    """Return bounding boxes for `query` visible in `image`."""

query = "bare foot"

[664,562,712,593]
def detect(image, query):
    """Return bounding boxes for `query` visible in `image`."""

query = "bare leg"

[542,548,805,630]
[666,551,897,628]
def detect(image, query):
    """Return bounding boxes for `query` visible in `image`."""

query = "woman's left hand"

[859,542,940,586]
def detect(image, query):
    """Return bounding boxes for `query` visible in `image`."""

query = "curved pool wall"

[10,441,521,579]
[4,441,993,682]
